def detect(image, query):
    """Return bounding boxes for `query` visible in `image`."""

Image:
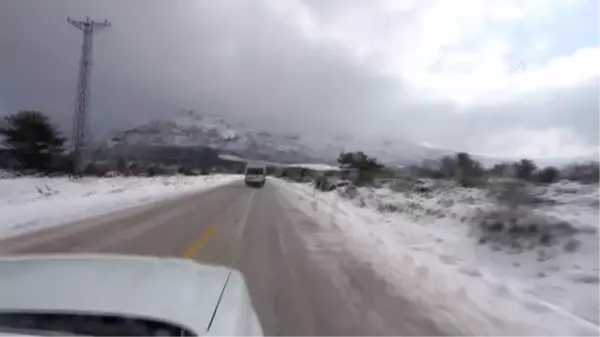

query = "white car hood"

[0,254,232,335]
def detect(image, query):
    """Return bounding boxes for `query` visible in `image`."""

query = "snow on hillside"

[273,178,599,335]
[280,163,340,171]
[106,111,322,163]
[105,111,439,165]
[218,153,245,162]
[0,175,241,240]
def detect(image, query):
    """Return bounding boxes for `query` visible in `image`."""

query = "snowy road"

[0,179,447,336]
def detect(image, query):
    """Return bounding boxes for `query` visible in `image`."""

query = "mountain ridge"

[103,110,448,166]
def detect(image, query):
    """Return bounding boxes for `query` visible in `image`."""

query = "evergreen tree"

[0,111,65,172]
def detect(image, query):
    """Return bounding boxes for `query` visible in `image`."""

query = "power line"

[68,17,110,175]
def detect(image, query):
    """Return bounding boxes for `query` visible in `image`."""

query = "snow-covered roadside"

[272,178,599,336]
[0,175,241,240]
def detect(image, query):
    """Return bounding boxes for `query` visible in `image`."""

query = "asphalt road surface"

[0,180,446,336]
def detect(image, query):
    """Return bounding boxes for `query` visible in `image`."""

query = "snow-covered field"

[0,175,241,240]
[273,178,599,336]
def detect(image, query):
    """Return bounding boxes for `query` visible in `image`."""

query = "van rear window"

[246,168,265,175]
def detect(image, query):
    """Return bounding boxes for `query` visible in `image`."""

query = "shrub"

[83,161,110,177]
[490,179,538,209]
[338,185,358,199]
[473,178,576,252]
[513,158,537,181]
[535,166,560,184]
[489,162,511,177]
[563,162,599,184]
[337,151,383,186]
[0,111,66,173]
[178,166,196,176]
[474,208,577,252]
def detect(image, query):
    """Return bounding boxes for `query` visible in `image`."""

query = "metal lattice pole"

[68,17,110,176]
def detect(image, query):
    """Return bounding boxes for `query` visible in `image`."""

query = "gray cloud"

[0,0,598,158]
[394,80,599,151]
[0,0,402,135]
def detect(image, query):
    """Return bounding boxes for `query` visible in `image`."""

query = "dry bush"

[473,208,578,252]
[473,179,578,253]
[337,184,358,199]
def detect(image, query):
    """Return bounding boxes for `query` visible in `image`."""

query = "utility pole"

[68,17,110,176]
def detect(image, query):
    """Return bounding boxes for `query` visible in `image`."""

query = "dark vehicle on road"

[245,165,266,188]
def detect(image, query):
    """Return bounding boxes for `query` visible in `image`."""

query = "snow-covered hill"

[104,111,446,165]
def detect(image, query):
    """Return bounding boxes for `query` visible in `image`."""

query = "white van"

[244,164,266,188]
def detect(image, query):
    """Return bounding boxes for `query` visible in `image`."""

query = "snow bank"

[280,163,339,171]
[0,169,17,179]
[0,175,241,239]
[273,179,599,336]
[218,153,245,162]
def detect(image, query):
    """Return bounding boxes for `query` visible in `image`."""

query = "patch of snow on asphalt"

[0,175,241,239]
[273,178,599,336]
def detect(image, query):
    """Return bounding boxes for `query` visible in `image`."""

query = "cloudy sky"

[1,0,598,160]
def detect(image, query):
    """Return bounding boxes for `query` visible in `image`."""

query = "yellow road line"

[182,224,216,258]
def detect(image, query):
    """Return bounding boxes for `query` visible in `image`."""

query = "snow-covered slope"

[274,179,599,335]
[106,111,325,163]
[105,111,444,165]
[0,175,241,239]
